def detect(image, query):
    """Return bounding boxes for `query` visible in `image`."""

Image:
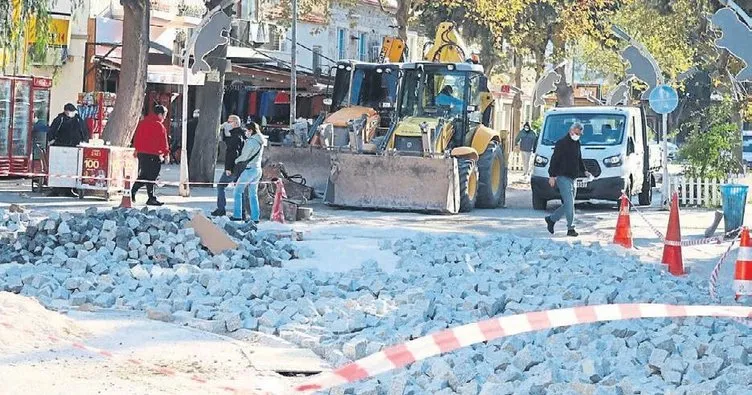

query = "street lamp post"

[290,0,298,130]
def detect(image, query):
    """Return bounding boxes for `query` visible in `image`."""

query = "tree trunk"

[511,50,523,144]
[102,0,150,146]
[189,3,230,184]
[395,0,411,41]
[532,52,545,120]
[555,64,574,107]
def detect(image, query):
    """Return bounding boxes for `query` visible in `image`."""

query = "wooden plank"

[187,213,238,255]
[689,177,695,206]
[704,178,710,207]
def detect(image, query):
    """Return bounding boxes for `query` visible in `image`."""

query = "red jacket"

[133,114,169,156]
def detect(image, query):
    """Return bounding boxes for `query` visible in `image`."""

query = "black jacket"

[548,134,587,179]
[49,113,89,147]
[222,127,246,172]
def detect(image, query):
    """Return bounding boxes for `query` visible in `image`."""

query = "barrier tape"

[0,319,270,395]
[4,170,273,189]
[626,200,742,247]
[293,303,751,392]
[709,239,738,301]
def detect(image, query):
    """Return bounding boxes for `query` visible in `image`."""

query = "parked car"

[666,142,679,160]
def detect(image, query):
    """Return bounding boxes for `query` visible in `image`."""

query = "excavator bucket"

[324,153,461,214]
[263,146,332,193]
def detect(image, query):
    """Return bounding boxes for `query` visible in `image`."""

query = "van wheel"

[638,176,653,206]
[458,159,479,213]
[532,193,547,210]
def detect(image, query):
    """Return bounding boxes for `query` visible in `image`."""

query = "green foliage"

[574,0,700,83]
[679,100,742,180]
[0,0,56,70]
[531,116,543,132]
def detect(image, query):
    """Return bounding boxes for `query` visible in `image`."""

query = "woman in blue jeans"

[232,122,265,222]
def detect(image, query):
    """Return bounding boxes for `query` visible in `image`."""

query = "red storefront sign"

[81,147,109,186]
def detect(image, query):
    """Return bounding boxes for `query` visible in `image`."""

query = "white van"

[531,106,655,210]
[743,121,752,169]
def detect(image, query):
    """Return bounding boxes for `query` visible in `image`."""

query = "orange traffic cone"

[120,176,132,209]
[613,194,633,248]
[271,179,287,223]
[733,227,752,301]
[662,192,684,275]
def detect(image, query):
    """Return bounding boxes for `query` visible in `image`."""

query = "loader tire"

[458,158,478,213]
[476,141,506,208]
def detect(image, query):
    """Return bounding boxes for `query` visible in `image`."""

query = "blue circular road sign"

[649,84,679,114]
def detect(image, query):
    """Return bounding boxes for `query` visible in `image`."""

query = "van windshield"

[541,113,626,146]
[743,135,752,153]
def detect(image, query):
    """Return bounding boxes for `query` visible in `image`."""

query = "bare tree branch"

[378,0,396,16]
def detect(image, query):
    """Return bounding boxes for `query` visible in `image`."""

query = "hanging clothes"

[260,91,277,118]
[237,88,248,119]
[274,92,291,104]
[247,91,258,117]
[311,95,324,116]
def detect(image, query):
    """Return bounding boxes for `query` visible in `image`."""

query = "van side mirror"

[627,137,635,155]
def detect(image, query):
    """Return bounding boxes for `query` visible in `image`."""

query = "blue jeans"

[234,166,261,220]
[550,176,577,230]
[216,172,234,211]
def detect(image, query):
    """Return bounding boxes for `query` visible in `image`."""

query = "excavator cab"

[321,61,401,146]
[388,62,490,155]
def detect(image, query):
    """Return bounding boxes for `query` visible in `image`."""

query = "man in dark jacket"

[131,105,170,206]
[48,103,88,147]
[211,115,246,216]
[544,123,592,237]
[515,122,537,178]
[47,103,89,197]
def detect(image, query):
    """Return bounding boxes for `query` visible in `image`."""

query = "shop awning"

[99,59,205,86]
[147,65,205,86]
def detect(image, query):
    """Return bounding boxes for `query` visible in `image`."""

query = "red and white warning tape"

[0,320,270,394]
[293,303,751,392]
[709,239,738,301]
[4,171,273,188]
[627,200,741,247]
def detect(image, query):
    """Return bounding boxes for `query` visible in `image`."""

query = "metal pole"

[179,44,190,197]
[290,0,298,130]
[662,113,669,209]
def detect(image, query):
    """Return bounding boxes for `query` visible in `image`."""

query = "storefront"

[0,76,52,176]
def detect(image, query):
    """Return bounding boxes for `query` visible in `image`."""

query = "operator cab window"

[468,74,483,124]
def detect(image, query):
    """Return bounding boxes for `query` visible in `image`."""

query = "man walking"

[545,123,591,237]
[515,122,537,178]
[211,115,246,217]
[132,105,170,206]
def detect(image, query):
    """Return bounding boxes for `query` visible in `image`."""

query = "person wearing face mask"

[515,121,538,178]
[211,115,246,217]
[48,103,89,148]
[231,122,265,223]
[544,122,592,237]
[47,103,89,197]
[131,105,170,206]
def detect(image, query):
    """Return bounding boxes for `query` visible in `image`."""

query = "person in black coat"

[211,115,247,216]
[47,103,89,197]
[48,103,88,148]
[544,122,592,237]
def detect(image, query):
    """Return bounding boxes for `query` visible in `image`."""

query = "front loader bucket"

[264,146,332,193]
[324,153,461,214]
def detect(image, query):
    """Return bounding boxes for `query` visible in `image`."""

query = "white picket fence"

[669,174,746,207]
[508,151,527,172]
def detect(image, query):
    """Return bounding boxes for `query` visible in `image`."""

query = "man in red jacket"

[131,105,170,206]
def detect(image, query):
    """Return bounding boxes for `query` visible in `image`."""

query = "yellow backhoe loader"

[323,22,508,213]
[264,38,406,193]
